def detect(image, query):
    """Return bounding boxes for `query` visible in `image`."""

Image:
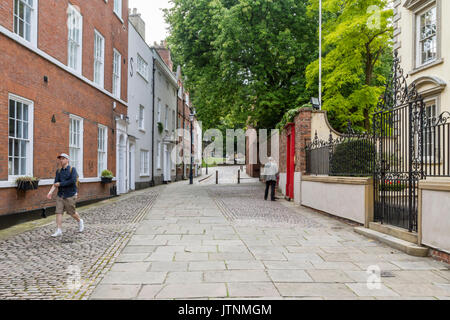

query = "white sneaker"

[51,229,62,237]
[79,219,84,233]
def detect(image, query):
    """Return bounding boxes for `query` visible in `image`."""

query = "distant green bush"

[329,139,376,176]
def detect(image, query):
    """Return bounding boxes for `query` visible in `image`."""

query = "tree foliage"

[306,0,393,132]
[165,0,318,130]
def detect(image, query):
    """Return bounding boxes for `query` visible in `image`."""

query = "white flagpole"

[319,0,322,110]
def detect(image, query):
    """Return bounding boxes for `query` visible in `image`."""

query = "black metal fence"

[423,111,450,177]
[306,131,375,177]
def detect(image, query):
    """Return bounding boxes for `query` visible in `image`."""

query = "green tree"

[165,0,318,130]
[306,0,393,132]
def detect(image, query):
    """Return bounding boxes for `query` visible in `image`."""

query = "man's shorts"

[55,195,77,215]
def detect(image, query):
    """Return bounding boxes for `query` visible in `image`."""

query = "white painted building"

[151,46,178,184]
[128,16,154,190]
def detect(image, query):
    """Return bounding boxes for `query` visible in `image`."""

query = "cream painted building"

[395,0,448,117]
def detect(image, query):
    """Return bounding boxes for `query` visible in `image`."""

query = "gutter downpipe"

[151,57,156,186]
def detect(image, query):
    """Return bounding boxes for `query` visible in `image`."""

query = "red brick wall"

[430,249,450,265]
[0,0,128,216]
[278,108,312,174]
[156,48,173,72]
[0,183,112,216]
[295,109,312,173]
[0,0,129,102]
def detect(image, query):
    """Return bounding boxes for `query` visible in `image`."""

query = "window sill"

[140,174,150,178]
[409,58,444,76]
[0,177,116,189]
[139,128,146,133]
[114,11,124,24]
[137,72,149,83]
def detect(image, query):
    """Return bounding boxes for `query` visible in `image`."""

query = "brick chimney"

[154,40,173,72]
[128,8,145,40]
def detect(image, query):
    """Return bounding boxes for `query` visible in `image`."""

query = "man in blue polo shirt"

[47,153,84,237]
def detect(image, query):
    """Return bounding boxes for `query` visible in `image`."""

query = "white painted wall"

[152,48,178,182]
[421,189,450,253]
[128,22,153,185]
[294,172,301,204]
[301,181,366,224]
[278,173,286,196]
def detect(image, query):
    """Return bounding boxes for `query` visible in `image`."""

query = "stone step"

[354,227,429,257]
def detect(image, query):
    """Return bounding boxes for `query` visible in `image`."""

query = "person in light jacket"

[263,157,278,201]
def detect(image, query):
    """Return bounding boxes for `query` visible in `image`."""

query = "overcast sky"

[128,0,173,46]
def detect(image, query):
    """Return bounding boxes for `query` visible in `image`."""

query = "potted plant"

[101,170,114,184]
[157,122,164,135]
[15,176,40,191]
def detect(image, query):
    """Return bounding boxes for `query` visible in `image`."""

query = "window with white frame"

[164,105,169,130]
[8,95,33,178]
[137,54,149,81]
[69,116,83,176]
[98,125,107,176]
[67,5,83,73]
[139,105,145,130]
[424,98,438,159]
[113,49,121,98]
[114,0,122,19]
[157,142,161,169]
[94,30,105,87]
[417,5,437,66]
[13,0,37,44]
[157,99,161,122]
[140,150,149,176]
[172,110,175,131]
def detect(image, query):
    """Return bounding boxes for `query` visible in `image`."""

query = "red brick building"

[175,66,193,180]
[0,0,129,217]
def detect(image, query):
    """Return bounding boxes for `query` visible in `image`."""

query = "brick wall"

[0,0,129,102]
[278,108,313,174]
[0,0,128,216]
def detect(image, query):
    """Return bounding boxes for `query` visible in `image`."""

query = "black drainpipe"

[151,57,156,186]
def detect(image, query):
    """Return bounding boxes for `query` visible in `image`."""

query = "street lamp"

[310,97,320,110]
[189,108,196,185]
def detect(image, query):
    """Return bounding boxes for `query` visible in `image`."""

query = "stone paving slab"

[275,283,357,297]
[156,283,227,299]
[90,284,141,300]
[88,179,449,300]
[227,282,280,298]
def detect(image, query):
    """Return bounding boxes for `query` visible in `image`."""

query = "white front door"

[118,136,125,194]
[163,144,171,182]
[129,143,135,191]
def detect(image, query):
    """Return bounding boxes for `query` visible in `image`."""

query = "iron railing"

[422,111,450,177]
[306,130,375,177]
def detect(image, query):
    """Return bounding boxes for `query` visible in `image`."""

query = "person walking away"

[47,153,84,237]
[263,157,278,201]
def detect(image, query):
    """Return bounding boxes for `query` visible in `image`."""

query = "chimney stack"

[129,8,145,40]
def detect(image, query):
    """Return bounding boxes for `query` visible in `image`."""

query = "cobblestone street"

[88,175,450,300]
[0,188,160,299]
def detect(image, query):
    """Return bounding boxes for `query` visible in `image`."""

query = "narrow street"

[85,167,450,300]
[0,167,449,300]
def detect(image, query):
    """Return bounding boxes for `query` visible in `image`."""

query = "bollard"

[238,170,240,184]
[216,170,218,184]
[206,163,208,175]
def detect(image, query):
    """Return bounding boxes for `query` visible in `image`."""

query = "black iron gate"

[373,52,424,232]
